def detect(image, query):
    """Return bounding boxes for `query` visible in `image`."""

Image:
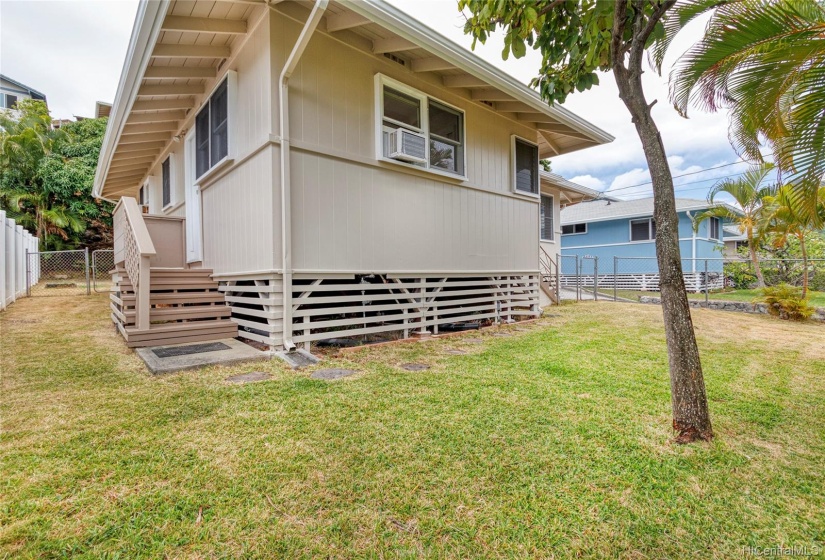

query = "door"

[184,130,203,263]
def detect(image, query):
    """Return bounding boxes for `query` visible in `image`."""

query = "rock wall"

[637,296,825,322]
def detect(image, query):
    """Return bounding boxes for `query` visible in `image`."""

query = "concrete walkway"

[136,338,268,374]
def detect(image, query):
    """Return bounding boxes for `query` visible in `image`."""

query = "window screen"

[514,139,538,194]
[630,219,655,241]
[383,87,420,128]
[540,195,554,241]
[195,78,229,178]
[428,101,463,175]
[709,217,720,240]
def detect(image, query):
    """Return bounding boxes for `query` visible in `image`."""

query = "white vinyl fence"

[1,210,39,311]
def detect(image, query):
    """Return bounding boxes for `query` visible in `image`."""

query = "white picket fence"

[1,210,39,311]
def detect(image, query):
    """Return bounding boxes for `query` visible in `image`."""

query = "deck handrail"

[539,246,560,304]
[113,197,156,330]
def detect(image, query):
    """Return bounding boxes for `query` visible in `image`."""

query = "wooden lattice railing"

[113,197,156,330]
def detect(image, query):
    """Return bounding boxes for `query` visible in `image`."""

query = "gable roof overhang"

[94,0,613,201]
[0,74,47,102]
[560,199,743,225]
[540,172,600,205]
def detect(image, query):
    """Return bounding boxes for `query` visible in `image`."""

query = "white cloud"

[569,175,606,191]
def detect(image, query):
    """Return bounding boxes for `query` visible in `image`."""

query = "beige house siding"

[201,146,278,275]
[273,9,540,274]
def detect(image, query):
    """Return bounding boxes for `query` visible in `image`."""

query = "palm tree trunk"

[799,234,809,298]
[747,229,765,287]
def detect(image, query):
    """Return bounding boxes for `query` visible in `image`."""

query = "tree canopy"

[0,100,113,249]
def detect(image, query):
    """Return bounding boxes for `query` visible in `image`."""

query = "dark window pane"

[5,94,17,109]
[575,223,586,234]
[429,101,461,141]
[651,219,656,239]
[210,80,228,163]
[562,224,573,235]
[515,139,538,194]
[195,107,210,177]
[541,195,554,240]
[384,87,420,128]
[630,219,651,241]
[162,157,171,207]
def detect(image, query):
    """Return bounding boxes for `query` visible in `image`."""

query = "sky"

[0,0,745,203]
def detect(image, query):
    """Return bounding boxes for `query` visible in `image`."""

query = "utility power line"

[603,160,750,195]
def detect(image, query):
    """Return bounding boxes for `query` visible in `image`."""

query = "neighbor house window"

[540,195,554,241]
[377,75,466,177]
[196,78,229,178]
[513,137,539,195]
[709,217,721,240]
[630,218,656,241]
[561,223,587,235]
[162,157,171,208]
[0,94,18,109]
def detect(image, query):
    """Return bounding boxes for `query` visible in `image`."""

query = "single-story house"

[560,197,738,291]
[94,0,612,351]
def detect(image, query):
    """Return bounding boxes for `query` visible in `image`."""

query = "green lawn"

[604,288,825,307]
[2,296,824,558]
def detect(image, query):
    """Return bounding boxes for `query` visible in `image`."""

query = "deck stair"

[539,247,559,304]
[110,266,237,347]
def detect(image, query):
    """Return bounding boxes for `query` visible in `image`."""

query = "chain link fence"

[27,249,90,297]
[557,256,825,304]
[91,249,115,293]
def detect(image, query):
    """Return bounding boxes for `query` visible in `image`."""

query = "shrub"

[756,284,814,321]
[724,261,757,289]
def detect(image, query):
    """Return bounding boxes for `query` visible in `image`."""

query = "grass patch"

[604,288,825,308]
[2,296,824,558]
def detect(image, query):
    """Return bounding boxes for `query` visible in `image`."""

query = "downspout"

[277,0,329,351]
[686,211,696,273]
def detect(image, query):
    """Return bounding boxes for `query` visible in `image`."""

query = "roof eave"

[93,0,169,200]
[347,0,614,146]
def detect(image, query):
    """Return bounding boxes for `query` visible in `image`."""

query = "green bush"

[724,261,758,289]
[756,284,815,321]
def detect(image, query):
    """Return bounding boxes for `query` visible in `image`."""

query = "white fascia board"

[560,204,714,225]
[93,0,170,200]
[346,0,614,145]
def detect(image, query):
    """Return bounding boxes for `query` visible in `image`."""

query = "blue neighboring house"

[559,197,739,290]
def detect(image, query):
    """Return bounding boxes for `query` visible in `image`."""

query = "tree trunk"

[611,10,712,442]
[799,234,808,298]
[747,228,765,287]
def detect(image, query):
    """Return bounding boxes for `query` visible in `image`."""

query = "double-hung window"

[513,137,539,195]
[161,156,171,208]
[377,75,466,178]
[630,218,656,241]
[540,195,554,241]
[195,78,229,179]
[708,217,721,240]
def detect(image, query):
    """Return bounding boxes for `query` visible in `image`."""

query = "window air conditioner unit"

[388,128,427,164]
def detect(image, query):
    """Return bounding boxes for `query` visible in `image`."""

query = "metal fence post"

[613,256,618,302]
[594,257,599,301]
[84,247,91,295]
[575,255,580,301]
[704,259,709,304]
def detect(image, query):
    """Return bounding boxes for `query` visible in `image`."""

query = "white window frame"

[540,194,555,241]
[139,183,149,213]
[374,74,467,181]
[194,70,237,183]
[629,217,656,242]
[511,135,540,197]
[708,217,721,240]
[561,223,587,236]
